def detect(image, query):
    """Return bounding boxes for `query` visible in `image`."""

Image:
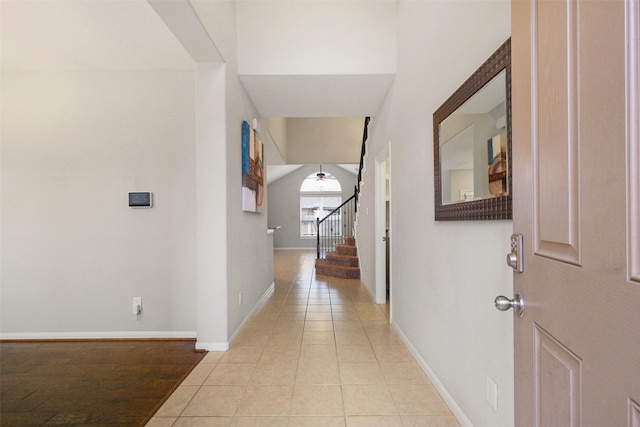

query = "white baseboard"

[391,322,474,427]
[195,341,229,351]
[0,331,197,341]
[362,278,377,303]
[198,282,275,352]
[273,247,315,251]
[228,281,275,345]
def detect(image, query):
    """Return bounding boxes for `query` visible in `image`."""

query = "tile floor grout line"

[146,249,459,426]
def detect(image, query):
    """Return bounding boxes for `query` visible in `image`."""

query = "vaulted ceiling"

[1,0,394,175]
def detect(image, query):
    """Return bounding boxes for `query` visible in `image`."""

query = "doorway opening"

[375,144,391,310]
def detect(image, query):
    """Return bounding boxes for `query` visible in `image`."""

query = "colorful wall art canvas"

[242,120,264,213]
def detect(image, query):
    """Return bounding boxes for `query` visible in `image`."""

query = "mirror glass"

[433,38,511,221]
[439,70,507,204]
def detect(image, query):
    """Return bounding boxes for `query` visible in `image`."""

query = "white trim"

[392,321,473,427]
[299,191,343,196]
[229,282,275,345]
[195,341,229,351]
[200,282,277,351]
[0,331,197,341]
[196,282,276,351]
[273,247,315,251]
[374,143,391,305]
[362,278,377,303]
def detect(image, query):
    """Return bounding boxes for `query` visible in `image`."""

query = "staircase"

[315,117,369,280]
[315,236,360,279]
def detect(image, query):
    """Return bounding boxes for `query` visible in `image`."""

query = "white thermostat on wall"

[129,192,153,208]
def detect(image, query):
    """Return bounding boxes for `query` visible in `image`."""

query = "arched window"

[300,172,342,237]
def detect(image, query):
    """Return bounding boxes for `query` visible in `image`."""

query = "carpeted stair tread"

[315,236,361,279]
[335,244,357,256]
[315,259,361,279]
[326,253,359,267]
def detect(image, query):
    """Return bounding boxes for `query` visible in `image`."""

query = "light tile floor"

[147,250,460,427]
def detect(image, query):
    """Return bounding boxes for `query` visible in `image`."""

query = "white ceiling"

[266,165,304,185]
[1,0,392,117]
[1,0,387,174]
[0,0,195,71]
[239,74,394,118]
[267,163,358,185]
[456,70,506,115]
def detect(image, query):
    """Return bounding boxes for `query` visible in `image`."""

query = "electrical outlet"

[486,376,498,411]
[132,297,142,315]
[238,292,243,306]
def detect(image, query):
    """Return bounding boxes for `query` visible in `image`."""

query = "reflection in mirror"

[439,70,507,204]
[433,37,511,221]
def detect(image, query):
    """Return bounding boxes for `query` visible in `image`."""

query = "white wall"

[263,117,287,164]
[1,1,276,347]
[195,63,229,349]
[2,4,517,424]
[450,169,474,202]
[267,164,358,249]
[1,70,197,337]
[191,0,275,339]
[236,1,396,76]
[358,2,514,426]
[286,118,365,164]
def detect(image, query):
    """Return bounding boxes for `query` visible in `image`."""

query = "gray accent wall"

[267,164,357,249]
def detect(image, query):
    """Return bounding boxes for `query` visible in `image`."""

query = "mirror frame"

[433,38,512,221]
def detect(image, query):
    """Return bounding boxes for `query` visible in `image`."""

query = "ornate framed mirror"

[433,38,512,221]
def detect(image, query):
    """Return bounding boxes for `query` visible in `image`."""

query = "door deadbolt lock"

[507,234,524,273]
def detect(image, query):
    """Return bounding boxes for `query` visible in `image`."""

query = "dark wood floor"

[0,340,206,426]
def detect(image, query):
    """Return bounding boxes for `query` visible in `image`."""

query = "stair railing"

[357,117,370,195]
[316,116,370,259]
[316,189,357,259]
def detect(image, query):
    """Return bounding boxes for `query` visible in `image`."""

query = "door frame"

[374,142,391,307]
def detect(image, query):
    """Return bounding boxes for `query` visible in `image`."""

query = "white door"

[510,0,640,425]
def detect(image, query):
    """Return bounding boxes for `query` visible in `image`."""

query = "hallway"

[147,250,459,426]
